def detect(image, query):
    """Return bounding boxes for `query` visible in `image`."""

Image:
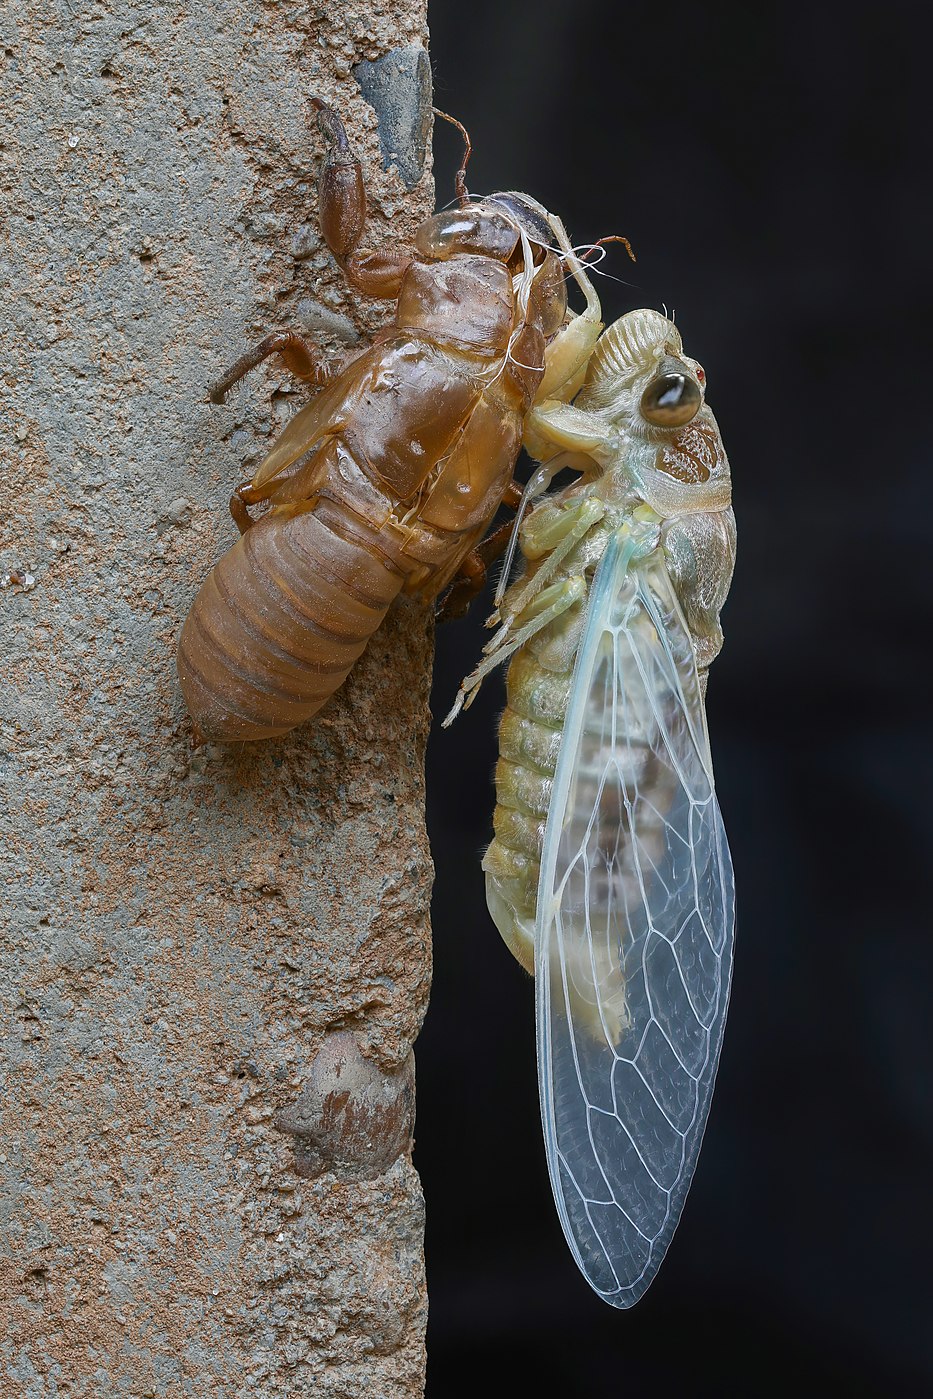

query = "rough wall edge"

[0,4,435,1396]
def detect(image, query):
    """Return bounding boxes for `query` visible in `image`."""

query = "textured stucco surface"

[0,3,433,1394]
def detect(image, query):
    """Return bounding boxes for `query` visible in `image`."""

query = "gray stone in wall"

[354,45,432,190]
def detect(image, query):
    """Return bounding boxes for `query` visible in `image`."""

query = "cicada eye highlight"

[640,369,702,427]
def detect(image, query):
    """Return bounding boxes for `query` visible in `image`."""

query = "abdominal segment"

[177,506,404,742]
[483,650,569,971]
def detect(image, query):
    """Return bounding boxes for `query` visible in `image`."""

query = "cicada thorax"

[577,308,736,673]
[178,216,567,742]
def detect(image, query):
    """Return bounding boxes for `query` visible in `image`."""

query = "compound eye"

[640,368,702,428]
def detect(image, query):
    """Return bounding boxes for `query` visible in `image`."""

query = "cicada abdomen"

[450,308,737,1306]
[177,103,605,743]
[177,500,406,742]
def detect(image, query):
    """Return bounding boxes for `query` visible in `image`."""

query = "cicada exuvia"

[177,105,606,744]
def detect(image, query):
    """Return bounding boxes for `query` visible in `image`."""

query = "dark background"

[415,1,933,1395]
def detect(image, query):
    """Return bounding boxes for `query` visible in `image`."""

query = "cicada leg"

[492,496,605,635]
[312,99,412,299]
[444,576,587,726]
[523,399,616,474]
[228,474,299,535]
[208,331,342,405]
[210,98,416,405]
[436,520,516,621]
[444,490,608,722]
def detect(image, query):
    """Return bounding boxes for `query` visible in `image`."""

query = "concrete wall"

[0,3,433,1393]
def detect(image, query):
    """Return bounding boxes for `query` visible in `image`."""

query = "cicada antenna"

[433,106,472,209]
[580,233,637,265]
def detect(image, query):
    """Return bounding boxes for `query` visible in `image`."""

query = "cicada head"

[485,192,555,250]
[580,309,730,499]
[415,193,553,263]
[579,309,691,415]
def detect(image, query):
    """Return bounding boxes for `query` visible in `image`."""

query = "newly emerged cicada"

[448,308,736,1307]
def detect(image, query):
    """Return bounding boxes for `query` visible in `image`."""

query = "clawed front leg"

[522,398,617,472]
[312,99,413,299]
[210,99,414,406]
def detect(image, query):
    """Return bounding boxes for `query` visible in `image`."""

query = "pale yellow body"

[448,310,736,973]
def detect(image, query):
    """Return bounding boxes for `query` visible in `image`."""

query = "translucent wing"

[536,529,735,1307]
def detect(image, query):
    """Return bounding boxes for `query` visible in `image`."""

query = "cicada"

[447,307,736,1306]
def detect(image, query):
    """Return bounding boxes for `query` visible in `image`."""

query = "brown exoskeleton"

[177,101,606,742]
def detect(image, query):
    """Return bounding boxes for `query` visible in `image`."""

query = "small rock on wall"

[275,1031,416,1181]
